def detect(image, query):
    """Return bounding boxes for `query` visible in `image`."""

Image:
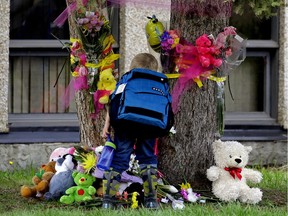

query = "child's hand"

[101,127,110,139]
[102,111,110,139]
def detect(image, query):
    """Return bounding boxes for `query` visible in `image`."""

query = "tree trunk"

[66,0,105,147]
[158,0,232,188]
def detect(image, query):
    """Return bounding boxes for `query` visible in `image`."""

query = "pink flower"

[195,34,212,47]
[223,26,237,36]
[78,66,88,76]
[197,46,210,54]
[199,55,211,67]
[78,53,87,65]
[167,38,174,45]
[212,58,223,67]
[71,41,81,51]
[225,48,232,57]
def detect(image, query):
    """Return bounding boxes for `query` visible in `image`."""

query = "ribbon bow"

[224,167,242,180]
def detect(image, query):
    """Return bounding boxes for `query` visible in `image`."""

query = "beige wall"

[0,0,9,133]
[279,6,288,129]
[119,0,171,73]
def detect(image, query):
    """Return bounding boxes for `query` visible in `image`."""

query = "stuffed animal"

[20,161,56,198]
[49,147,75,162]
[44,154,77,201]
[96,68,117,104]
[60,171,96,204]
[207,140,263,204]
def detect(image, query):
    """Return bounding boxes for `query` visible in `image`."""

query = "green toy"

[60,171,96,204]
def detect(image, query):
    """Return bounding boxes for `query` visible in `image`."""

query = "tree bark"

[158,0,232,188]
[66,0,105,147]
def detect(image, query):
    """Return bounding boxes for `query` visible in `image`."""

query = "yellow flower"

[81,151,97,174]
[179,182,191,190]
[131,192,139,209]
[171,38,180,49]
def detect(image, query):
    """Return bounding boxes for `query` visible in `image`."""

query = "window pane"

[225,57,265,112]
[229,11,272,40]
[10,0,69,39]
[9,56,76,113]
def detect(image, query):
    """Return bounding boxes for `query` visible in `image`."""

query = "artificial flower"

[179,182,191,190]
[158,184,178,194]
[78,66,88,76]
[79,151,97,174]
[161,30,180,53]
[59,0,119,117]
[169,126,176,135]
[127,154,140,175]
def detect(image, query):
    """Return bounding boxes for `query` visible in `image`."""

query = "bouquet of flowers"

[160,30,180,73]
[57,0,119,116]
[160,30,180,54]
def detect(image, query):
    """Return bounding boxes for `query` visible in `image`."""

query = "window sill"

[222,126,287,141]
[3,114,285,143]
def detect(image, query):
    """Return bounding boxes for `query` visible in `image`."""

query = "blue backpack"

[109,68,174,138]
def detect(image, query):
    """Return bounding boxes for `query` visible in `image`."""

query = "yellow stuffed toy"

[96,68,117,104]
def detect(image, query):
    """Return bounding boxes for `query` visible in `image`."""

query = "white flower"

[170,126,176,134]
[172,200,185,210]
[158,185,178,193]
[186,188,199,203]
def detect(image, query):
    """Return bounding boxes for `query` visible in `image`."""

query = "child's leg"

[136,138,159,209]
[135,138,157,168]
[110,133,135,173]
[102,133,135,209]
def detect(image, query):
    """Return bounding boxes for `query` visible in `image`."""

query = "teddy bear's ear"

[72,171,79,178]
[245,146,253,154]
[212,139,224,152]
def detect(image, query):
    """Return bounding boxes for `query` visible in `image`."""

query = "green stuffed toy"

[60,171,96,204]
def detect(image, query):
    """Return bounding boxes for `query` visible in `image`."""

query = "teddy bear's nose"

[235,158,242,164]
[80,178,85,182]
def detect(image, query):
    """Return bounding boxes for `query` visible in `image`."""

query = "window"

[9,1,119,128]
[224,8,279,128]
[222,8,287,141]
[10,0,69,40]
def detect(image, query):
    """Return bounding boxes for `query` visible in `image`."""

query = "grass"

[0,165,287,216]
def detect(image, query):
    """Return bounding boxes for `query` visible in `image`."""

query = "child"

[101,53,159,209]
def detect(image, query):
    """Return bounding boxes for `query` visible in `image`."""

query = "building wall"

[119,0,171,73]
[279,6,288,129]
[0,1,287,171]
[0,141,286,171]
[0,0,9,133]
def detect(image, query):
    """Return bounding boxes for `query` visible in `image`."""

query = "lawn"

[0,166,287,216]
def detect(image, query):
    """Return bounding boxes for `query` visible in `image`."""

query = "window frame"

[224,14,280,127]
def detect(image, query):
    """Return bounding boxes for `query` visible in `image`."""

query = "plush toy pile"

[206,140,263,204]
[60,171,96,204]
[44,154,77,201]
[20,140,263,208]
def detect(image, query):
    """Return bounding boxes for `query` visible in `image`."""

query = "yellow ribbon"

[165,73,181,79]
[165,71,226,88]
[85,53,120,70]
[70,38,81,43]
[102,35,115,52]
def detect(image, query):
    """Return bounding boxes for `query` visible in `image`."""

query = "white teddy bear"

[207,140,263,204]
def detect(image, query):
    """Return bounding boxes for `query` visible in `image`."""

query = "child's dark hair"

[129,53,158,71]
